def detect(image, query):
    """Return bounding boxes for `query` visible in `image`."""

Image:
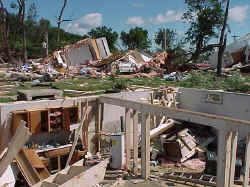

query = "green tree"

[182,0,224,63]
[88,26,118,52]
[154,28,176,51]
[120,27,151,50]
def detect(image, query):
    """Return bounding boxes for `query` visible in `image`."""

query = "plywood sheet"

[29,111,42,134]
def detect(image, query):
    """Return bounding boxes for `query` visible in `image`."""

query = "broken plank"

[0,120,31,177]
[33,159,109,187]
[65,102,90,167]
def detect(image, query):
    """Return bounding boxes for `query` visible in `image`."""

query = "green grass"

[172,71,250,93]
[52,77,114,92]
[0,97,15,103]
[1,71,249,102]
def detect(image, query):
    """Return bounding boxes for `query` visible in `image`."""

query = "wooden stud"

[229,131,238,187]
[57,156,61,171]
[141,112,150,179]
[132,110,138,175]
[216,130,228,187]
[225,131,232,187]
[125,108,131,169]
[65,102,89,167]
[95,101,102,152]
[243,133,250,187]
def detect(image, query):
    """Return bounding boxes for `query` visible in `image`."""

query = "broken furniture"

[15,148,50,186]
[11,106,78,135]
[17,89,63,101]
[38,145,72,173]
[163,128,197,162]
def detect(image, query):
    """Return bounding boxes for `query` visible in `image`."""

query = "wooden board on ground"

[16,148,50,185]
[32,158,109,187]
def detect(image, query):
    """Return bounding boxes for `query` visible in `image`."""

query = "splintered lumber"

[65,101,90,167]
[16,148,50,185]
[0,120,31,177]
[32,158,109,187]
[150,119,176,139]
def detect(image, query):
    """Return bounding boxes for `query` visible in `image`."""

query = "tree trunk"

[21,0,27,63]
[193,37,203,63]
[57,0,67,49]
[0,0,12,63]
[217,0,230,76]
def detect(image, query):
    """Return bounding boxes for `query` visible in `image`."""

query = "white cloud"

[149,10,183,24]
[66,13,102,35]
[126,16,145,26]
[229,5,249,23]
[131,3,144,8]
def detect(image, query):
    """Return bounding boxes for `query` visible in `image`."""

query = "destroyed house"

[60,37,111,66]
[208,33,250,68]
[0,88,250,187]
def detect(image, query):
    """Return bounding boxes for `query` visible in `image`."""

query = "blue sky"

[4,0,250,47]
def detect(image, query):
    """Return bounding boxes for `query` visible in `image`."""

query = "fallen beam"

[150,119,176,139]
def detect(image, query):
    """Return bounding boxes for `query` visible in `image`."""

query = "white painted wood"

[125,108,132,169]
[229,131,238,187]
[0,121,31,177]
[150,119,175,139]
[0,165,16,187]
[34,159,108,187]
[99,96,250,131]
[33,160,84,187]
[216,130,227,187]
[95,101,102,152]
[243,133,250,187]
[225,131,232,187]
[132,110,138,175]
[141,113,150,179]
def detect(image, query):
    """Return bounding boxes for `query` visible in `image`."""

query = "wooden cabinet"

[11,107,78,135]
[11,110,28,135]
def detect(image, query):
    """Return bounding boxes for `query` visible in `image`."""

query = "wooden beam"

[216,130,226,187]
[132,110,138,175]
[229,131,238,187]
[65,102,90,167]
[99,96,250,130]
[125,108,132,169]
[243,133,250,187]
[0,120,31,177]
[141,113,150,179]
[95,100,102,152]
[225,131,232,187]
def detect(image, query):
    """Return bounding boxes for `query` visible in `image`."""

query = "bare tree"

[57,0,67,49]
[217,0,230,76]
[17,0,27,63]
